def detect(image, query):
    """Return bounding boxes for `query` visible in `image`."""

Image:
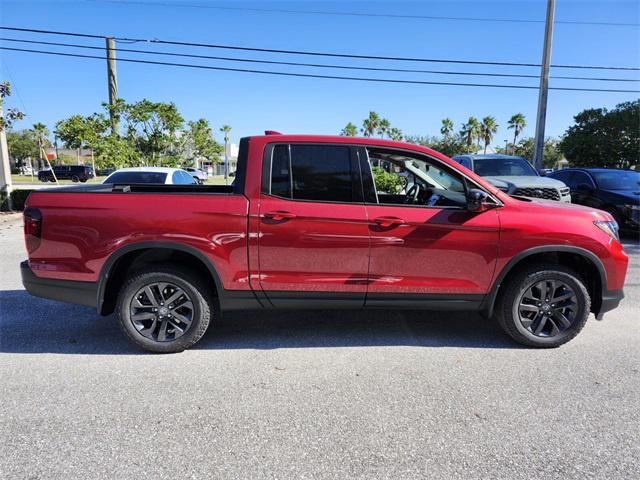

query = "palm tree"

[460,117,479,151]
[219,124,231,182]
[389,127,403,142]
[361,111,381,137]
[507,113,526,154]
[481,116,498,154]
[32,123,49,165]
[440,118,454,141]
[378,118,391,138]
[340,122,358,137]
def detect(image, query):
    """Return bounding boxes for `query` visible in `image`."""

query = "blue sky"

[1,0,639,147]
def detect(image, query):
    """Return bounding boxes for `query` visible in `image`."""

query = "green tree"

[507,113,526,155]
[187,119,223,166]
[378,118,391,138]
[440,118,454,140]
[512,137,563,169]
[7,129,38,166]
[0,81,25,131]
[460,117,480,151]
[55,115,93,163]
[560,100,639,169]
[93,134,140,169]
[362,111,381,137]
[340,122,358,136]
[480,116,498,154]
[389,127,403,141]
[120,99,184,164]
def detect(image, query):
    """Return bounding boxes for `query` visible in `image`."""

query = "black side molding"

[21,261,97,308]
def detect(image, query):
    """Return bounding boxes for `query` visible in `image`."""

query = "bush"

[0,188,33,211]
[372,166,405,194]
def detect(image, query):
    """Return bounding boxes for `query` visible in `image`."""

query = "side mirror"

[467,188,490,212]
[537,169,547,177]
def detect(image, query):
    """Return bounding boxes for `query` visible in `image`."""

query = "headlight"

[594,220,620,241]
[625,204,640,211]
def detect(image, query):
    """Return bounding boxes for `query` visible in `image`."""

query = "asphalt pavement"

[1,212,638,479]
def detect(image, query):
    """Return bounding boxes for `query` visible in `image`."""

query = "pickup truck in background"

[452,154,571,202]
[21,133,628,352]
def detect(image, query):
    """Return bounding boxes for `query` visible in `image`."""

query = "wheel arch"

[481,245,607,319]
[97,241,224,316]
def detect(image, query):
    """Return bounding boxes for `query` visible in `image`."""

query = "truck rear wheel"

[496,264,590,348]
[116,265,213,353]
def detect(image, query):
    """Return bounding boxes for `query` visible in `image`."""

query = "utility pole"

[106,37,119,135]
[533,0,555,170]
[0,104,13,210]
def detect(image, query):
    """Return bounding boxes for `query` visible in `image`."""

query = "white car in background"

[183,167,208,184]
[103,167,197,185]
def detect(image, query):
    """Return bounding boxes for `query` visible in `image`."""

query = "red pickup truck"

[21,133,628,352]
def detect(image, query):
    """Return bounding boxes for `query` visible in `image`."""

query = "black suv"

[548,168,640,234]
[38,165,94,183]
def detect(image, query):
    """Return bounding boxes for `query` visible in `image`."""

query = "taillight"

[24,207,42,253]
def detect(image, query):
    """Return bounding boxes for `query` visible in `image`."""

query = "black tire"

[80,178,87,183]
[116,264,214,353]
[71,175,80,182]
[496,264,590,348]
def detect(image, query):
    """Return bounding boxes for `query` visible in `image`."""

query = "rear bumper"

[595,289,624,320]
[21,260,97,308]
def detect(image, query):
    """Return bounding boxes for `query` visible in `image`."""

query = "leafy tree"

[340,122,358,136]
[389,127,403,141]
[507,113,526,155]
[93,134,140,169]
[7,130,39,166]
[480,116,498,153]
[440,118,454,140]
[362,111,381,137]
[0,81,25,131]
[506,137,562,169]
[372,166,404,193]
[560,100,639,169]
[187,119,223,165]
[120,99,184,164]
[55,115,95,163]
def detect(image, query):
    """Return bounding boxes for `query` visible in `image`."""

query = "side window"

[455,157,471,169]
[270,145,291,198]
[572,172,594,188]
[290,145,354,202]
[366,148,468,208]
[173,171,193,184]
[266,144,357,203]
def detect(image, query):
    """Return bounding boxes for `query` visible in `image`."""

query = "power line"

[2,46,638,94]
[2,36,637,83]
[2,26,639,71]
[91,0,640,27]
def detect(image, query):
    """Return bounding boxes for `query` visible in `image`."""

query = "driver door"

[360,147,500,304]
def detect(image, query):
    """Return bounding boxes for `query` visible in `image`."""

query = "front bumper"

[595,289,625,320]
[21,260,97,308]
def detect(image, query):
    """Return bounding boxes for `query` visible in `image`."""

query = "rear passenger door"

[257,143,370,307]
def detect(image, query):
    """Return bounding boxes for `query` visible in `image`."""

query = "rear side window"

[266,144,358,203]
[290,145,353,202]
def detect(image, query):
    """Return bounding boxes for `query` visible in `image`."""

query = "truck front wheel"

[116,265,213,353]
[496,264,590,348]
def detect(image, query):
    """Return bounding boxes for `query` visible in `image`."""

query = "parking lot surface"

[1,213,638,479]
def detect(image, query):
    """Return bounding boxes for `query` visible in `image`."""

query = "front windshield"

[104,171,167,184]
[592,170,640,190]
[473,157,538,177]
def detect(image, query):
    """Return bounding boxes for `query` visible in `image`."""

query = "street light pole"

[533,0,555,170]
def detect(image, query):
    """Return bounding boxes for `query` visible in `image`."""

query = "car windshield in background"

[104,172,167,184]
[474,157,538,177]
[592,170,640,190]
